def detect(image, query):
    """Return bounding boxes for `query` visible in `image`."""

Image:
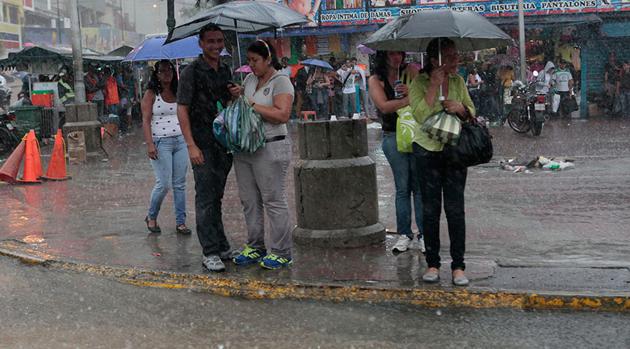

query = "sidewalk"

[1,119,629,311]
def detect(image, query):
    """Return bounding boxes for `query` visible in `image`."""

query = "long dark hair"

[147,60,178,95]
[247,40,282,70]
[372,50,406,82]
[423,37,455,75]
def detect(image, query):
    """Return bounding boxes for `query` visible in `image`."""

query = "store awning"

[244,24,381,38]
[489,14,602,28]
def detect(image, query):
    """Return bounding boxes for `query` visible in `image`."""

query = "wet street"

[1,116,630,346]
[1,257,628,349]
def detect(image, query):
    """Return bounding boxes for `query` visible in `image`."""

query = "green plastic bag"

[395,106,417,153]
[213,97,265,153]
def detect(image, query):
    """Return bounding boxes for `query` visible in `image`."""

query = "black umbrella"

[363,10,513,53]
[165,1,309,68]
[364,10,513,98]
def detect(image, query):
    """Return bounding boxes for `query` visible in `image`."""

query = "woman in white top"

[141,60,191,235]
[231,40,295,270]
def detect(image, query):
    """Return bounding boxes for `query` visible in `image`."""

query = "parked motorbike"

[0,86,12,111]
[505,77,545,136]
[0,111,20,156]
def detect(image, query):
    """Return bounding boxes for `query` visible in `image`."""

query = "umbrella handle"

[438,38,444,101]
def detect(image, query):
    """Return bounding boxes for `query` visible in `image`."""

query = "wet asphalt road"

[1,257,629,349]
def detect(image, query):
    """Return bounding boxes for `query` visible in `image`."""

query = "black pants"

[192,145,233,257]
[413,143,467,271]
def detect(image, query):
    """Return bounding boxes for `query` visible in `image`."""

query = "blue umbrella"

[301,59,333,70]
[124,35,202,62]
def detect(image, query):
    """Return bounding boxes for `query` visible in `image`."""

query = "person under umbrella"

[368,50,425,254]
[409,38,476,286]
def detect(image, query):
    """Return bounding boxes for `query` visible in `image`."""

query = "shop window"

[9,5,18,25]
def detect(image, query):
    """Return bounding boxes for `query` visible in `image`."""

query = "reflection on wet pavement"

[1,118,629,291]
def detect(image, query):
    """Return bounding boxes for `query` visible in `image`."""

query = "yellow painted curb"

[1,240,629,312]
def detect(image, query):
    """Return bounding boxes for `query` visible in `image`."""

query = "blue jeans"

[148,135,189,225]
[381,132,423,238]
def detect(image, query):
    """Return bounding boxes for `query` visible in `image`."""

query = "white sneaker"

[202,255,225,272]
[417,237,426,254]
[392,236,412,253]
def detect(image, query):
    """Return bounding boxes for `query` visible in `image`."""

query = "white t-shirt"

[552,69,573,92]
[337,68,356,94]
[243,71,295,138]
[279,66,292,77]
[353,65,367,90]
[151,94,182,138]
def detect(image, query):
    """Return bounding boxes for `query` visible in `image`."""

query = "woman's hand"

[228,83,242,99]
[430,66,446,87]
[395,83,409,97]
[147,144,158,160]
[442,100,466,116]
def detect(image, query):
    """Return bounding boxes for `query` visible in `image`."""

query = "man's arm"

[177,104,204,165]
[176,66,204,165]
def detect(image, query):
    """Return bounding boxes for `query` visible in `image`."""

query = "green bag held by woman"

[395,106,417,153]
[395,71,418,153]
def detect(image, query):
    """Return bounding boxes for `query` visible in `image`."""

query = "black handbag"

[443,121,493,168]
[565,95,579,113]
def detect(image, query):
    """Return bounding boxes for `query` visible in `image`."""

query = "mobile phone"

[227,81,235,87]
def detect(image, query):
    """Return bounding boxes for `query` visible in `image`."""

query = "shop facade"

[273,0,630,117]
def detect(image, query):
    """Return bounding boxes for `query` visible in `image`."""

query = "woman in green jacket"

[408,38,475,286]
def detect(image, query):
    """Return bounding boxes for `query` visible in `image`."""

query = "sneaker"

[202,255,225,272]
[417,237,426,254]
[219,249,239,261]
[260,254,292,270]
[233,245,266,266]
[392,235,412,253]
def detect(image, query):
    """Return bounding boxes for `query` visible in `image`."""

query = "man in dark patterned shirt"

[177,24,241,272]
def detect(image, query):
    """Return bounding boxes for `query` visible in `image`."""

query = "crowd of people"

[139,22,477,287]
[290,56,370,120]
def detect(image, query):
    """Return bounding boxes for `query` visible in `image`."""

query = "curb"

[1,240,629,312]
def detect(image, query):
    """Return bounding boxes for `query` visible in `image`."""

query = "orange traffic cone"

[0,140,25,184]
[18,130,42,184]
[42,129,71,181]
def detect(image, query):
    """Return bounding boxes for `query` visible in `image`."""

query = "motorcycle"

[0,111,20,156]
[0,86,12,111]
[505,77,546,137]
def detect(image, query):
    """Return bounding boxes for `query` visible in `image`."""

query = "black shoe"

[175,224,192,235]
[144,216,161,233]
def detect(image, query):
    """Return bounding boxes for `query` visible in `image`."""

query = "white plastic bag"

[552,94,561,113]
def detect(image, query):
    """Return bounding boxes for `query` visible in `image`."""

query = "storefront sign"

[313,0,629,26]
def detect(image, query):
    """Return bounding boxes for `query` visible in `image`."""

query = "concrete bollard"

[293,119,385,248]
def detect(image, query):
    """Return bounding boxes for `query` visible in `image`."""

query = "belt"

[265,135,286,143]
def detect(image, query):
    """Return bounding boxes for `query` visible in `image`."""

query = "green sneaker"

[233,245,266,266]
[260,254,292,270]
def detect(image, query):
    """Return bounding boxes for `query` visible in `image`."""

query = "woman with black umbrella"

[409,38,476,286]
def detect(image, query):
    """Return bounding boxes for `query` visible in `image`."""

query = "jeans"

[382,132,423,238]
[192,144,233,257]
[342,92,356,118]
[234,139,292,258]
[620,90,630,117]
[148,135,189,226]
[413,143,467,271]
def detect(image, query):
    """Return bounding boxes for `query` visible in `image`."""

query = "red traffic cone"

[0,140,25,184]
[42,129,71,181]
[18,130,42,184]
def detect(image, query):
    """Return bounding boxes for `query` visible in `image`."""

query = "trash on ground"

[500,156,575,173]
